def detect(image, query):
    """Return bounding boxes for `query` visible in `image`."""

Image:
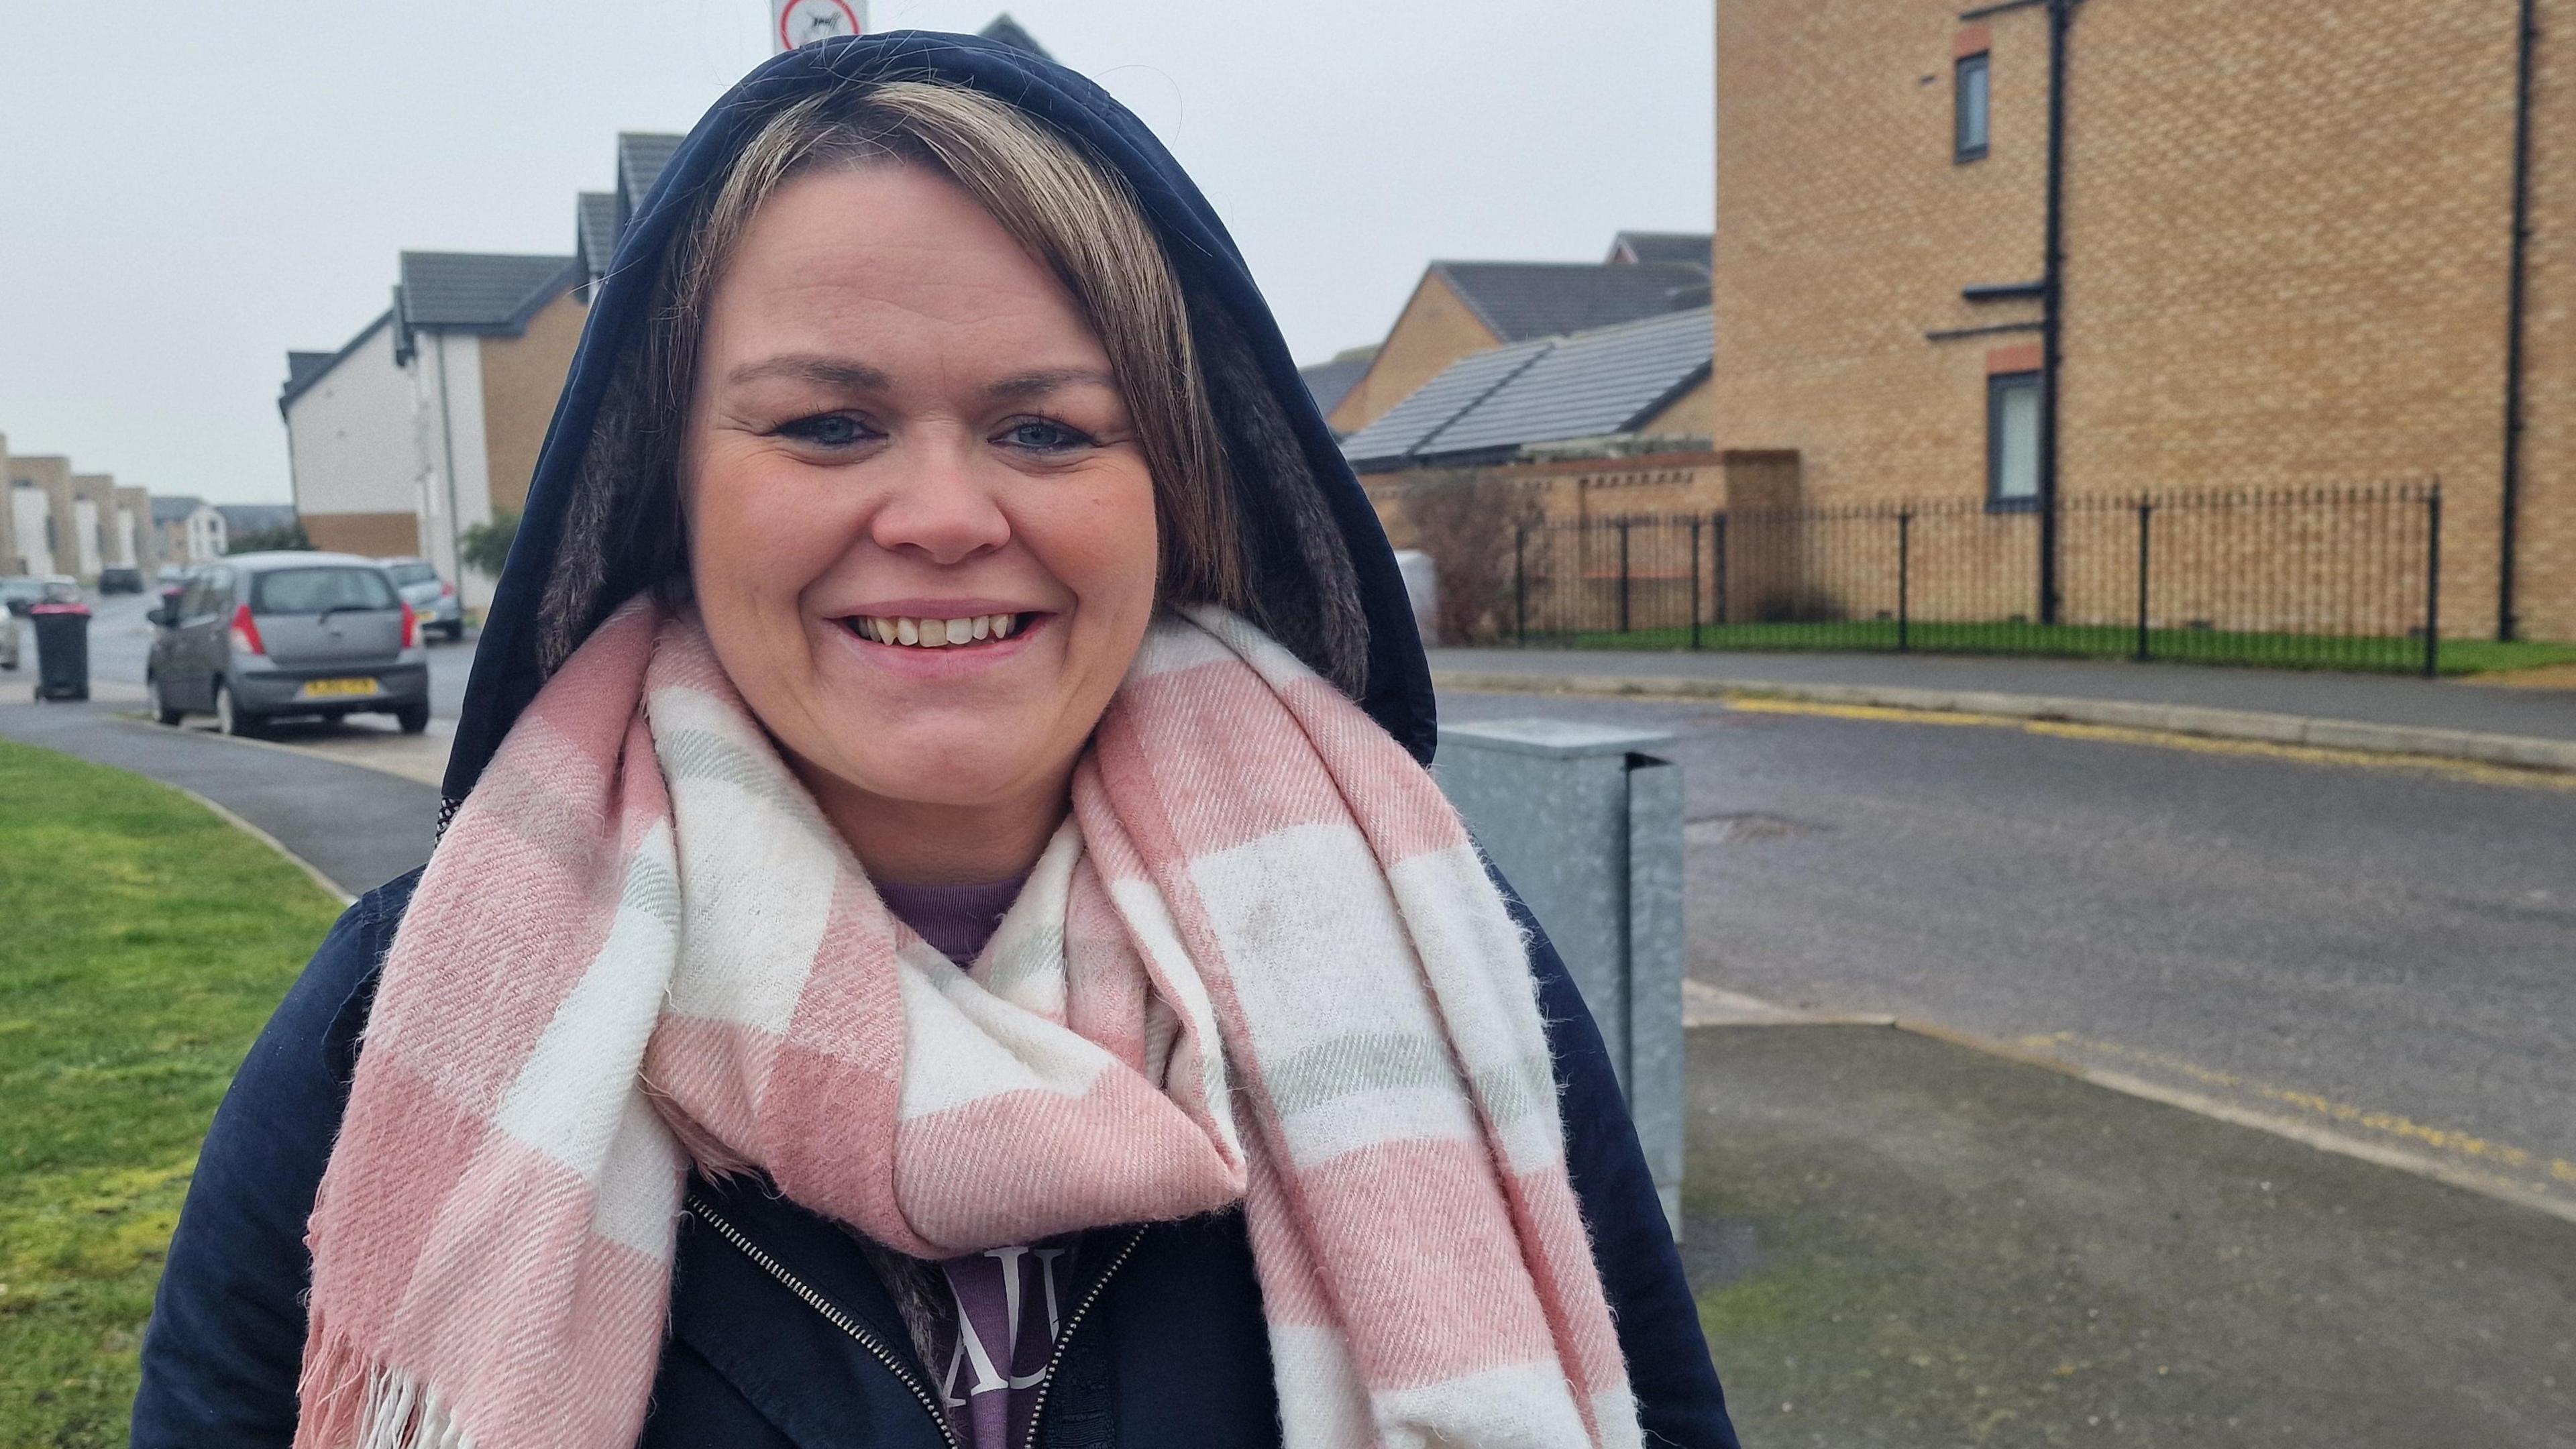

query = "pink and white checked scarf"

[297,599,1640,1449]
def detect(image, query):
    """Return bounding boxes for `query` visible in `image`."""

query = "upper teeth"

[855,613,1018,647]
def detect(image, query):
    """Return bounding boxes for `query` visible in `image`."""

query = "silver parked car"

[379,555,466,641]
[146,552,431,735]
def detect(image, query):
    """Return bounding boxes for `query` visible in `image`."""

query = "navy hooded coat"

[130,31,1738,1449]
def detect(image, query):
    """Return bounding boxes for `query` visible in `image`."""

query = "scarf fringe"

[294,1326,476,1449]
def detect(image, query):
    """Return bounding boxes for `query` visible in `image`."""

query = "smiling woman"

[131,32,1737,1449]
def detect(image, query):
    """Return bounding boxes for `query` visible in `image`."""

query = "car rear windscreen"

[385,563,438,586]
[252,567,398,615]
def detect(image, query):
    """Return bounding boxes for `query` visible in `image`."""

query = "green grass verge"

[1529,620,2576,676]
[0,739,342,1448]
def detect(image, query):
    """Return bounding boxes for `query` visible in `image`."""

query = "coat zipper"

[683,1194,964,1449]
[1022,1225,1148,1449]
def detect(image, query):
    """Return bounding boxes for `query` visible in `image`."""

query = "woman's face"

[683,162,1161,869]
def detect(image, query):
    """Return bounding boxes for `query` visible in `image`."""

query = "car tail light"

[229,603,265,655]
[400,600,419,649]
[439,580,455,598]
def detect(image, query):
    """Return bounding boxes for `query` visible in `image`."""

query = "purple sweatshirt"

[875,875,1065,1449]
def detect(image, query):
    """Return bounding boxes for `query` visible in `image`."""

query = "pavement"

[0,691,438,900]
[1443,686,2576,1215]
[1432,646,2576,770]
[1682,1025,2576,1448]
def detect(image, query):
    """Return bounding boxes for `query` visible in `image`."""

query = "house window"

[1955,53,1991,162]
[1988,372,2042,508]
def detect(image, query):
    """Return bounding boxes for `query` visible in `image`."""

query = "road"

[1442,687,2576,1209]
[54,596,2576,1203]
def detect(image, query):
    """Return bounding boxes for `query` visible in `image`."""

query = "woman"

[133,32,1737,1449]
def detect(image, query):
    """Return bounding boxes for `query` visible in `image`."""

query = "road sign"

[773,0,864,54]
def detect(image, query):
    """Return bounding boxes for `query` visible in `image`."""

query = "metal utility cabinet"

[1436,719,1684,1235]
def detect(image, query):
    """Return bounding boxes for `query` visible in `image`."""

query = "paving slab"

[1683,1024,2576,1448]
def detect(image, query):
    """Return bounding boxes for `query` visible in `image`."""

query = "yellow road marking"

[1725,696,2576,792]
[2019,1030,2576,1193]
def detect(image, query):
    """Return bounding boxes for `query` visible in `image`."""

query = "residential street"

[1442,686,2576,1210]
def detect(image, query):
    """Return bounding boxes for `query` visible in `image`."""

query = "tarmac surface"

[1442,686,2576,1214]
[0,695,435,900]
[1683,1026,2576,1448]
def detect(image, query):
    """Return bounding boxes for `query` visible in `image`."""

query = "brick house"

[152,495,227,566]
[281,251,585,604]
[8,454,79,579]
[1711,0,2576,642]
[1328,234,1711,435]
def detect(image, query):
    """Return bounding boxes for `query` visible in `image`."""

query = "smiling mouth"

[841,612,1031,649]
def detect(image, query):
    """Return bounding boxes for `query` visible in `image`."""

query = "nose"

[867,431,1011,566]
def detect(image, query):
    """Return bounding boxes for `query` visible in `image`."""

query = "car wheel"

[395,702,431,735]
[441,620,466,641]
[215,682,261,738]
[148,672,184,726]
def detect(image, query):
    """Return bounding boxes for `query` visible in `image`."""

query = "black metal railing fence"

[1505,482,2444,675]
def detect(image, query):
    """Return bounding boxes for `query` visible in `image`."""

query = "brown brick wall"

[1328,272,1503,433]
[1711,0,2049,505]
[1713,0,2576,643]
[479,286,587,517]
[2517,0,2576,639]
[305,511,421,559]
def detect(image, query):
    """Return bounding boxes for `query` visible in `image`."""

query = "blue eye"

[1001,419,1091,452]
[780,413,871,447]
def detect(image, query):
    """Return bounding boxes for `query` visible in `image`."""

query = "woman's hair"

[537,77,1368,690]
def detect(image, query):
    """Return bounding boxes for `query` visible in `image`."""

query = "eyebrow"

[724,355,896,392]
[981,368,1120,402]
[722,356,1118,402]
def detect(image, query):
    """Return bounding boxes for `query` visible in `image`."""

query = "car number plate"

[299,677,378,698]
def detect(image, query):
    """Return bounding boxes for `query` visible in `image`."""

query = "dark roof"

[215,503,299,533]
[396,252,580,332]
[577,191,621,282]
[1298,347,1377,420]
[618,132,685,220]
[1606,231,1713,272]
[1341,306,1713,471]
[1338,337,1552,469]
[1432,261,1708,343]
[977,14,1054,60]
[151,495,207,523]
[277,309,396,413]
[286,352,337,391]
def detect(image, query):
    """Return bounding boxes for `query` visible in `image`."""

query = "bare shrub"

[1401,470,1544,644]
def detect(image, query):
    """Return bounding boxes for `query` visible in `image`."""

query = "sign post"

[772,0,865,54]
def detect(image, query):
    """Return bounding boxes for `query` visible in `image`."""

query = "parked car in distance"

[1,575,73,614]
[97,566,146,594]
[146,552,431,736]
[378,556,466,641]
[156,563,191,584]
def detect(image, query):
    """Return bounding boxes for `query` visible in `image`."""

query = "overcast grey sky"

[0,1,1712,504]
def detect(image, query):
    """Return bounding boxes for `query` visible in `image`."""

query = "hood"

[443,30,1434,810]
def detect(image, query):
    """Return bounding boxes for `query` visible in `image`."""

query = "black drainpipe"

[2500,0,2537,642]
[2038,0,2082,625]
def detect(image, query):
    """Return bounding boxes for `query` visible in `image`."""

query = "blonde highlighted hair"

[539,76,1367,687]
